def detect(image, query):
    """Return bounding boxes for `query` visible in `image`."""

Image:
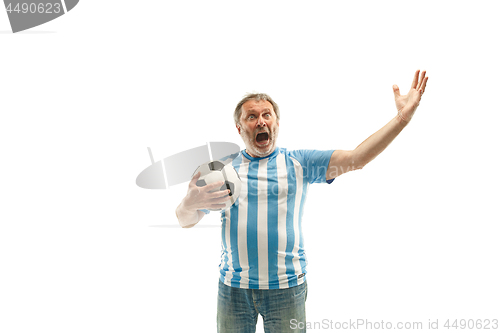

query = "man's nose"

[257,116,266,127]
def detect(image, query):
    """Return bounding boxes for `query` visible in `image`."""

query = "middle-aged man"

[176,70,428,333]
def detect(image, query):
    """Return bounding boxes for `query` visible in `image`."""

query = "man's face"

[237,99,279,158]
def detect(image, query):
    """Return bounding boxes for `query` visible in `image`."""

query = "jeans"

[217,279,308,333]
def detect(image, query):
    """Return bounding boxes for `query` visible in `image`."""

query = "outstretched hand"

[393,70,428,123]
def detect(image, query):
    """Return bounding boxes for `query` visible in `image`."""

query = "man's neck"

[244,147,276,158]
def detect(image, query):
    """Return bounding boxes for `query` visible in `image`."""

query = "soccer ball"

[193,160,241,211]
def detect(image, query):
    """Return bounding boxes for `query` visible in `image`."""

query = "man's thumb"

[190,171,201,184]
[393,85,400,97]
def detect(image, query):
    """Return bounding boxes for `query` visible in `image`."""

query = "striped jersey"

[212,147,335,290]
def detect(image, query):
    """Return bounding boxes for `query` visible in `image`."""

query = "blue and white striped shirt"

[214,147,334,289]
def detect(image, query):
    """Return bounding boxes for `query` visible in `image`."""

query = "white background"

[1,1,499,332]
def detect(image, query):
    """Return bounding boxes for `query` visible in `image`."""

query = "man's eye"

[264,114,270,117]
[248,115,255,119]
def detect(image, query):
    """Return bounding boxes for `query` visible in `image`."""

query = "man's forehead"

[242,100,274,113]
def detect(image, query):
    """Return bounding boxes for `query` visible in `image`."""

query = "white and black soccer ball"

[193,160,241,211]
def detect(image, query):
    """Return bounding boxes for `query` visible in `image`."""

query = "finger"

[204,180,226,192]
[417,70,426,90]
[210,203,229,209]
[420,76,428,93]
[414,88,423,107]
[393,85,400,98]
[189,172,202,186]
[214,195,232,205]
[208,194,231,207]
[411,70,420,89]
[210,189,231,200]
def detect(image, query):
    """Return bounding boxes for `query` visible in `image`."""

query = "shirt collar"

[242,147,279,161]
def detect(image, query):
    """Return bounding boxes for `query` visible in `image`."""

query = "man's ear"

[236,125,241,134]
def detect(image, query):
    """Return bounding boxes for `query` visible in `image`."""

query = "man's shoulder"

[280,148,325,159]
[282,148,335,168]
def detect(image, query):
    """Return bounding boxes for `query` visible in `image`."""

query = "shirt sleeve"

[199,209,210,215]
[288,149,335,184]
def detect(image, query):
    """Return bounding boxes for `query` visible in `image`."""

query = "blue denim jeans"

[217,279,308,333]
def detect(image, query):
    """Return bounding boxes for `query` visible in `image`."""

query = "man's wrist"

[176,200,201,228]
[178,198,198,215]
[396,109,410,126]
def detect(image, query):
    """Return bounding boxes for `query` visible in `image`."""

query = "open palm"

[393,70,428,122]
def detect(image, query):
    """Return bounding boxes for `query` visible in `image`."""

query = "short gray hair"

[233,93,280,126]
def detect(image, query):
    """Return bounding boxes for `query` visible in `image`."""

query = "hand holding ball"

[192,161,241,211]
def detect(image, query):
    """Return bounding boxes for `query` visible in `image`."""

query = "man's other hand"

[393,70,428,122]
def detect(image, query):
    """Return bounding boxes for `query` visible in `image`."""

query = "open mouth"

[255,132,269,145]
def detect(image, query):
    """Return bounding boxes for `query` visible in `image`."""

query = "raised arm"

[326,70,428,180]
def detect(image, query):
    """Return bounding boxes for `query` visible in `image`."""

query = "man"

[176,70,428,332]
